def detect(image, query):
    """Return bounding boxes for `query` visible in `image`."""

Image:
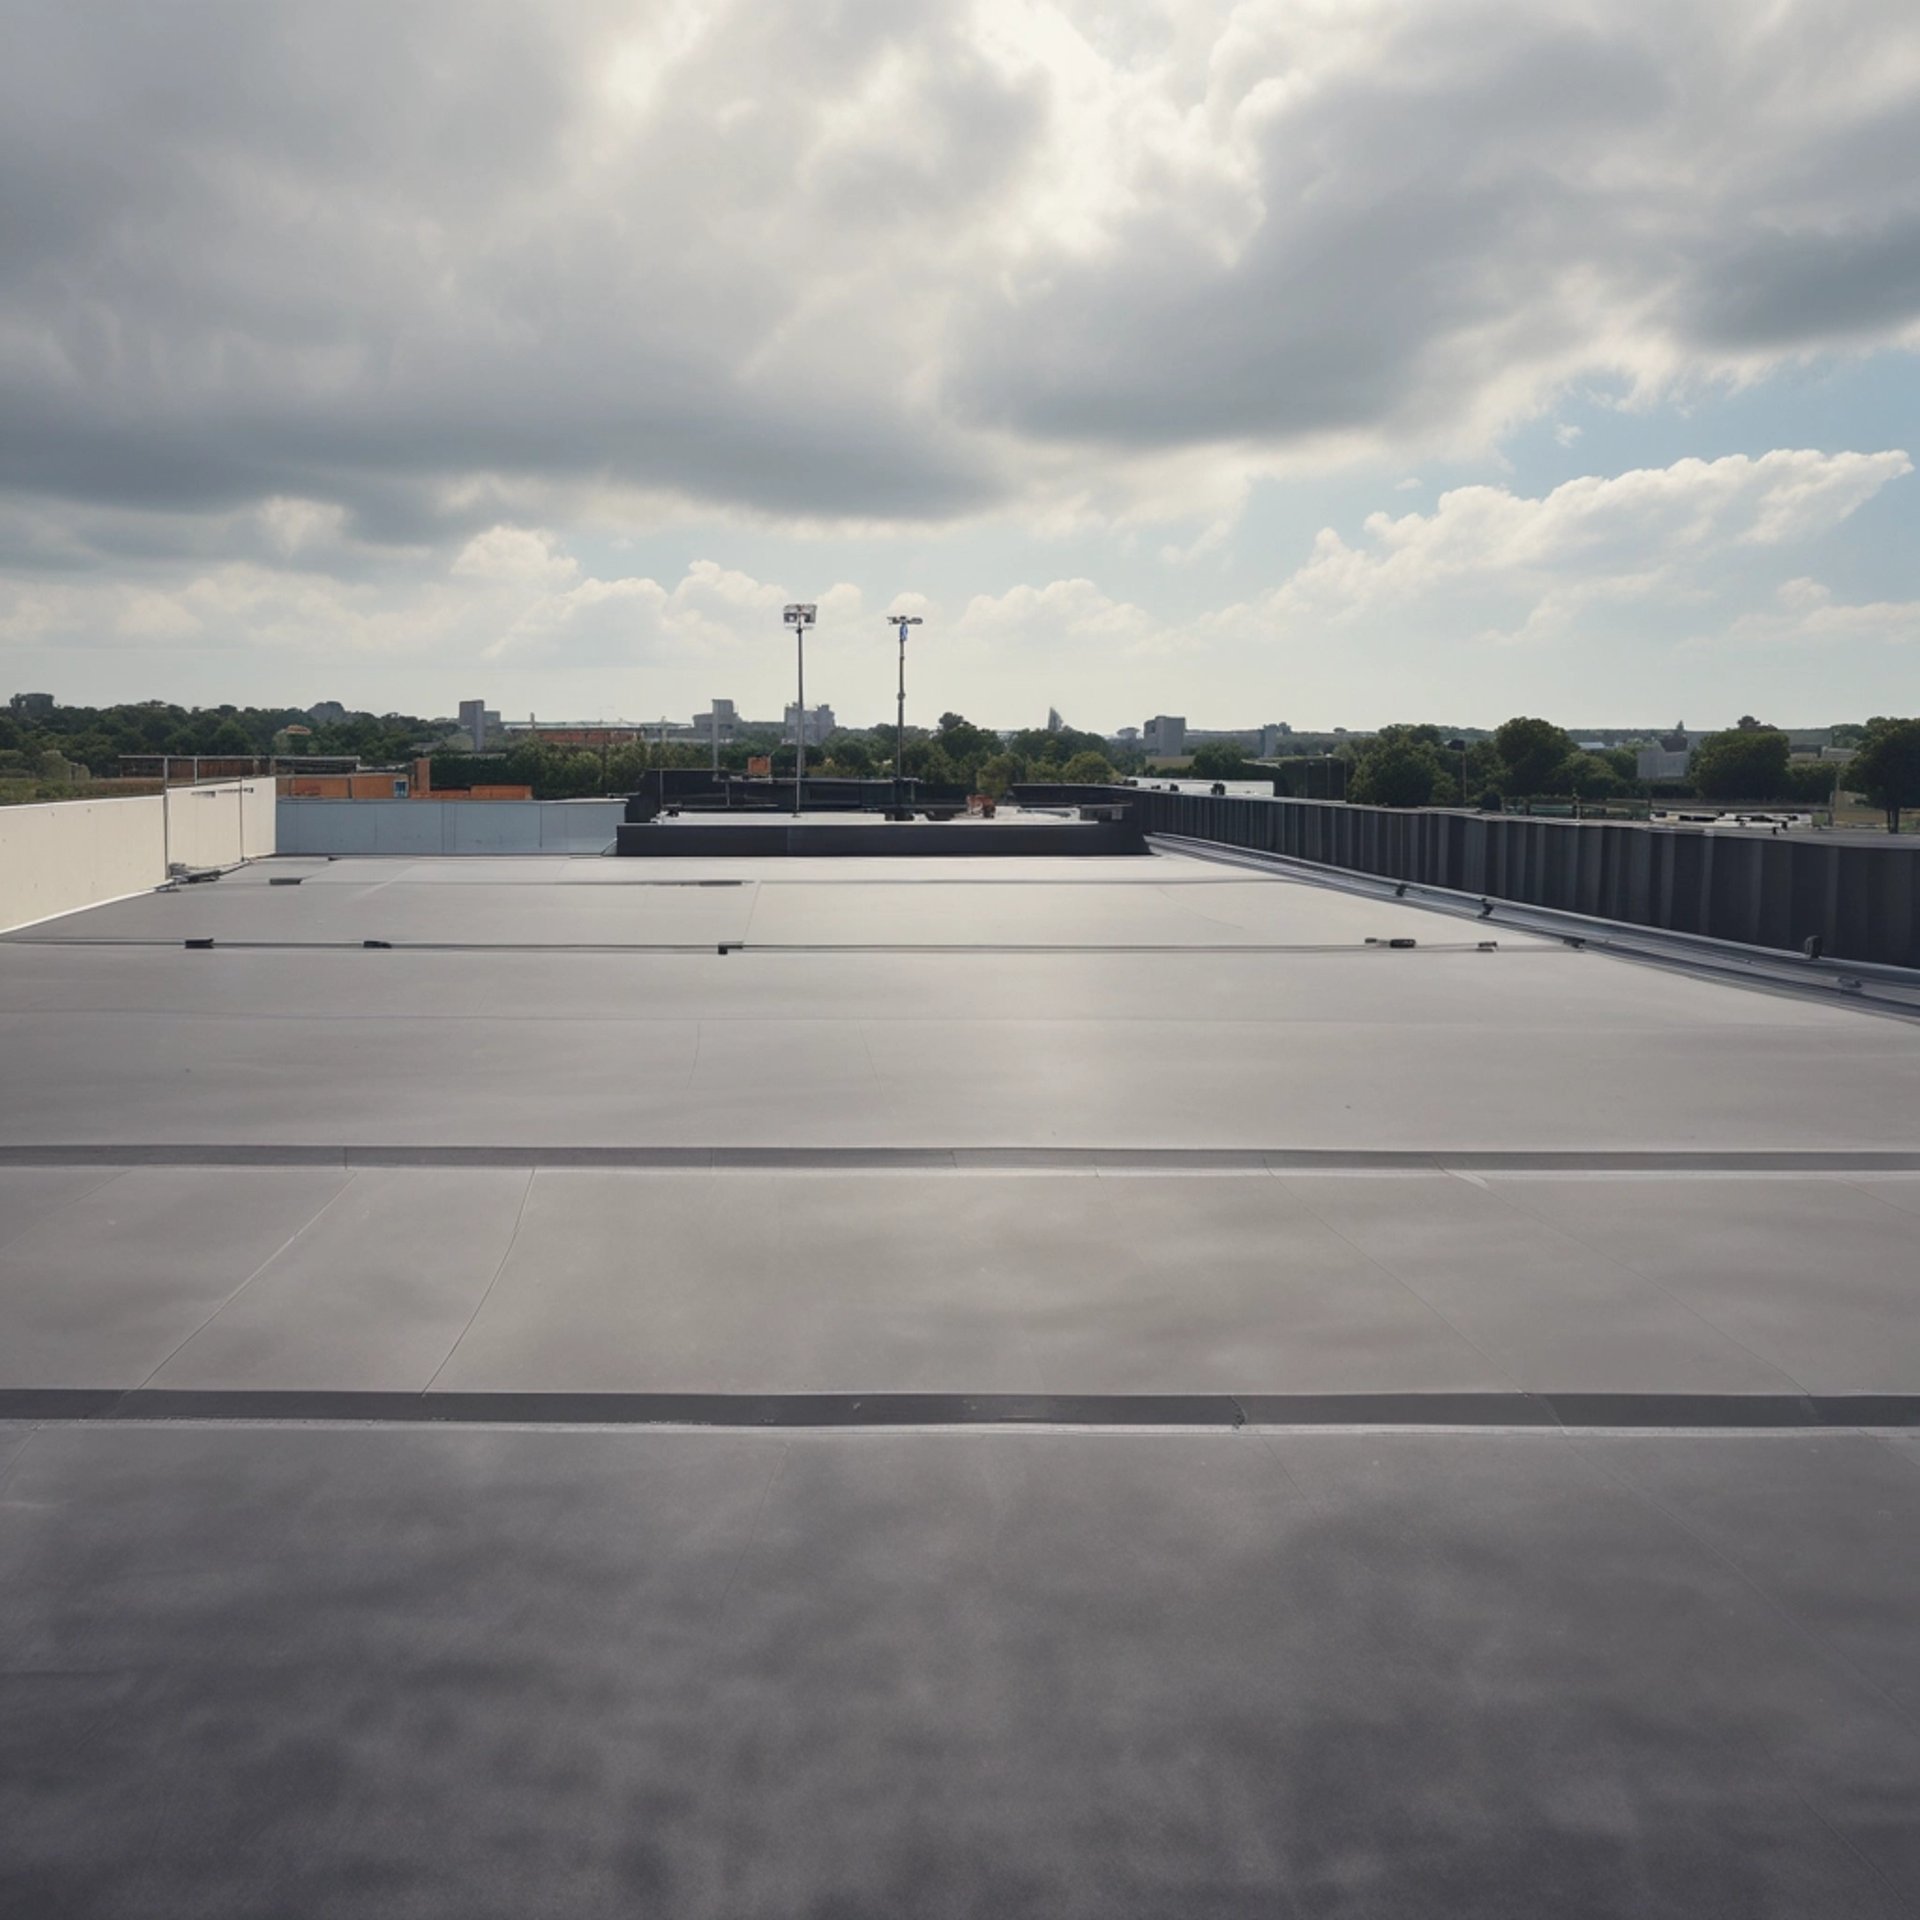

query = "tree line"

[0,700,1135,803]
[1695,717,1920,831]
[10,698,1918,829]
[1,701,432,772]
[432,714,1132,800]
[1332,715,1920,831]
[1155,715,1919,832]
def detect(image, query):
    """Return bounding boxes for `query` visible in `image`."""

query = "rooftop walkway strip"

[0,935,1525,954]
[6,1144,1920,1170]
[4,1387,1920,1429]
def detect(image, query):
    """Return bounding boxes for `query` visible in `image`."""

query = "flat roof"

[5,843,1920,1915]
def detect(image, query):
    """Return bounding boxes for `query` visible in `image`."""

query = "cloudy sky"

[3,0,1917,731]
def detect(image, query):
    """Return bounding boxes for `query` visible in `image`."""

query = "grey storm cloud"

[2,0,1920,559]
[952,1,1920,449]
[0,0,1023,545]
[1686,216,1920,353]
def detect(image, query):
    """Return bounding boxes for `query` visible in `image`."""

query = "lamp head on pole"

[783,603,816,627]
[886,614,923,633]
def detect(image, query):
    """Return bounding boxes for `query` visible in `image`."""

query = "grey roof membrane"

[4,845,1920,1915]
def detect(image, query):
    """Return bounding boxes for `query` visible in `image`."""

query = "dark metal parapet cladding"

[615,817,1146,856]
[1016,783,1920,967]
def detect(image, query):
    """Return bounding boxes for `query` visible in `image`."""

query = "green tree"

[1349,739,1441,807]
[61,731,116,772]
[1845,717,1920,832]
[1782,759,1844,805]
[930,714,1001,789]
[901,739,959,786]
[1691,728,1790,800]
[604,743,650,789]
[934,712,998,754]
[1492,716,1575,796]
[1060,750,1117,784]
[824,734,879,778]
[1564,752,1624,800]
[975,752,1022,798]
[1007,725,1111,767]
[1188,741,1253,779]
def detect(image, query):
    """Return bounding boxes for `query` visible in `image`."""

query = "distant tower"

[1046,707,1063,732]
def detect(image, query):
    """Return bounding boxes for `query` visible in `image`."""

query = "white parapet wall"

[0,794,164,932]
[0,780,275,933]
[163,779,276,871]
[276,797,625,856]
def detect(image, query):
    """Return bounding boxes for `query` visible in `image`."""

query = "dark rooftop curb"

[6,1145,1920,1171]
[5,1389,1920,1430]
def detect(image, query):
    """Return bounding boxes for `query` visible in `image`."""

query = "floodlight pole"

[886,614,923,819]
[783,603,816,817]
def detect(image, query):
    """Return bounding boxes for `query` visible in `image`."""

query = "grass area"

[1830,803,1916,832]
[0,778,166,807]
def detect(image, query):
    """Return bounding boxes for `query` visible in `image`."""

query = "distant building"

[514,726,645,747]
[278,768,418,800]
[271,725,314,756]
[784,703,836,747]
[306,701,348,726]
[1149,721,1285,757]
[456,700,501,751]
[1636,747,1693,781]
[498,701,841,751]
[8,692,54,718]
[1563,728,1660,749]
[1046,708,1064,732]
[1630,727,1712,781]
